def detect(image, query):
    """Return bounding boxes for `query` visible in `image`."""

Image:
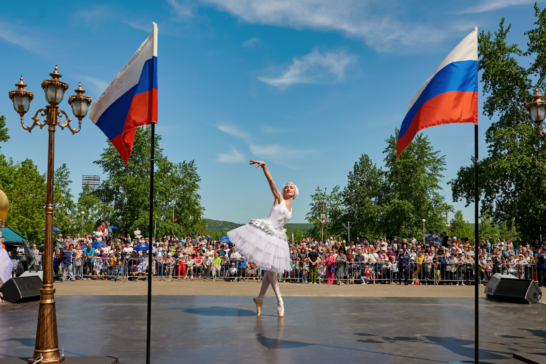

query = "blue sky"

[0,0,541,224]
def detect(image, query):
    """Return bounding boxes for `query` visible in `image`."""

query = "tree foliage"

[305,186,344,241]
[451,7,546,241]
[306,130,453,240]
[2,159,46,242]
[450,210,474,241]
[0,110,205,242]
[94,127,205,239]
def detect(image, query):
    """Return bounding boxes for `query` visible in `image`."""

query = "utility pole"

[172,194,175,238]
[348,222,350,243]
[321,187,327,242]
[446,206,449,235]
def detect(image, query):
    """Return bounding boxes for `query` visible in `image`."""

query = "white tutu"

[227,202,292,273]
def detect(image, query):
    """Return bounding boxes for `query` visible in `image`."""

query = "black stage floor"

[0,296,544,364]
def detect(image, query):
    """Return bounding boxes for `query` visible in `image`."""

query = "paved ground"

[51,279,489,298]
[1,295,544,364]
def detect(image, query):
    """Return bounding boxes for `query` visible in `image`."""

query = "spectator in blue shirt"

[239,257,247,280]
[60,242,74,281]
[83,243,95,278]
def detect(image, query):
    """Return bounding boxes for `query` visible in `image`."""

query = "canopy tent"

[219,236,232,245]
[1,227,33,277]
[2,227,27,245]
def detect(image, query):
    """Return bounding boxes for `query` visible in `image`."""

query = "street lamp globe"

[8,76,34,116]
[422,219,426,223]
[69,83,92,120]
[41,66,68,105]
[80,211,85,216]
[526,88,546,136]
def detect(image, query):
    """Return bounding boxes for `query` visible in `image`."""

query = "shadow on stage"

[172,306,256,316]
[354,333,516,361]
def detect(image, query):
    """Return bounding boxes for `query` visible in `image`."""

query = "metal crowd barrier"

[29,257,538,287]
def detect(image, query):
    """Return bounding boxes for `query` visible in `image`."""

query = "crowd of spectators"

[6,224,546,288]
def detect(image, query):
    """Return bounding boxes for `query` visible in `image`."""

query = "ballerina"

[227,160,297,318]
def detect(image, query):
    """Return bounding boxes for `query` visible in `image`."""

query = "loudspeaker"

[485,273,542,304]
[20,271,43,280]
[0,276,41,303]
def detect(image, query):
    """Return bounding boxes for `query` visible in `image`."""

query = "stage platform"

[0,296,544,364]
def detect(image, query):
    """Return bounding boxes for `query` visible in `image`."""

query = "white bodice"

[249,201,292,241]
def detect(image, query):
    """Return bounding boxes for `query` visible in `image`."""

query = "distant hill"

[206,219,313,233]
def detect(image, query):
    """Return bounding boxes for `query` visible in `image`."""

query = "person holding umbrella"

[227,160,297,318]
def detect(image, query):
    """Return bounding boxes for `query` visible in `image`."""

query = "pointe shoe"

[277,308,284,318]
[253,297,263,316]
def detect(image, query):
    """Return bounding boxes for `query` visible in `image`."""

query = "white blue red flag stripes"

[89,23,158,164]
[397,27,478,158]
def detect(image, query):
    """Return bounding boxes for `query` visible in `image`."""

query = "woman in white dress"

[227,160,296,318]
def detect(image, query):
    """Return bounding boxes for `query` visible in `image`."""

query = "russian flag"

[397,27,478,158]
[89,23,158,164]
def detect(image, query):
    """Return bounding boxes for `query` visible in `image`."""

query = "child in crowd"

[361,265,371,284]
[229,263,237,282]
[485,258,493,280]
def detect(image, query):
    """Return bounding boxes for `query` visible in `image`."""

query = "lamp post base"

[0,357,118,364]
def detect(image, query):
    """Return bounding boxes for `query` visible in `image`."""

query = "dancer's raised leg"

[253,270,270,316]
[268,271,284,317]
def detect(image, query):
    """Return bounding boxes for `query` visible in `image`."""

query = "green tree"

[52,163,77,235]
[2,159,46,242]
[305,186,345,240]
[499,218,520,241]
[342,154,384,238]
[382,130,452,239]
[76,184,114,235]
[94,127,204,238]
[451,10,546,242]
[450,210,474,240]
[478,214,500,244]
[286,226,304,242]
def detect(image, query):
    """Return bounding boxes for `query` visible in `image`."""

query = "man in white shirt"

[432,230,440,243]
[205,246,214,258]
[230,247,241,276]
[123,245,133,255]
[134,227,142,239]
[157,244,166,257]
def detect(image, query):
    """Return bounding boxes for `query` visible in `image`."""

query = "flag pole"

[474,123,479,364]
[146,22,158,364]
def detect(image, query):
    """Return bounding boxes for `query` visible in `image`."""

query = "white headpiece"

[282,182,299,200]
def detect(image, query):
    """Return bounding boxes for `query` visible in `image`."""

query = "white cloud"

[124,21,152,32]
[78,76,110,95]
[249,143,315,166]
[168,0,197,18]
[73,5,116,25]
[257,49,356,88]
[200,0,448,52]
[459,0,535,14]
[217,146,246,163]
[0,19,45,54]
[242,37,261,47]
[261,126,285,133]
[217,124,251,141]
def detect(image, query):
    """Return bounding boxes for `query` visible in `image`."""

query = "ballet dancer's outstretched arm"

[250,160,283,205]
